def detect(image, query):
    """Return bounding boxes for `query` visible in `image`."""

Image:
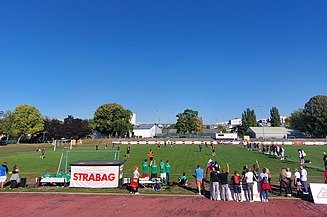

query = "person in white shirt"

[133,166,140,178]
[132,166,140,194]
[294,169,302,197]
[280,147,285,160]
[286,168,292,197]
[298,149,306,165]
[244,168,256,202]
[300,165,308,194]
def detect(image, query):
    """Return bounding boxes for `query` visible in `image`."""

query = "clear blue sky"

[1,0,326,124]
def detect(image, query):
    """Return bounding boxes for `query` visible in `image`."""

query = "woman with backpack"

[231,171,242,202]
[260,168,271,202]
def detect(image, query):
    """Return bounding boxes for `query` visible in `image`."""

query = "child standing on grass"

[231,171,242,202]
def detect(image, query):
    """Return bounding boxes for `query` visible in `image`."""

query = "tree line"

[0,95,326,143]
[238,95,327,138]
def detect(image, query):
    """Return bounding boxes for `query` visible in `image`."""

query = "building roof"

[205,129,220,134]
[247,127,304,136]
[133,124,156,130]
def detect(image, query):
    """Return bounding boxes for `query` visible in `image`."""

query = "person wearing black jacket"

[210,167,220,201]
[219,163,230,201]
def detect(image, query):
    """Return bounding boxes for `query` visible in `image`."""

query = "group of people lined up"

[0,162,23,189]
[262,145,285,160]
[142,150,171,184]
[279,165,309,197]
[130,149,171,194]
[199,161,311,202]
[195,161,279,203]
[243,142,261,151]
[243,142,286,160]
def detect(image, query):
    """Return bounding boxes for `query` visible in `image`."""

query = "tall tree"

[44,117,64,140]
[217,124,229,133]
[0,111,13,139]
[175,109,201,133]
[288,95,327,138]
[10,105,44,143]
[44,116,91,140]
[63,116,91,139]
[303,95,327,138]
[240,108,256,136]
[270,107,281,127]
[93,103,133,137]
[287,109,308,134]
[195,117,205,134]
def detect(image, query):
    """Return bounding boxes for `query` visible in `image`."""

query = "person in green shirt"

[41,171,52,178]
[65,172,71,182]
[55,171,63,178]
[151,160,158,179]
[165,160,171,185]
[179,172,188,186]
[159,160,166,185]
[142,159,149,178]
[64,172,71,187]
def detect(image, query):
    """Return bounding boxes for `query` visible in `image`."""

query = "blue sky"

[1,0,326,124]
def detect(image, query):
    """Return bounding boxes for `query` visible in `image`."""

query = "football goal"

[57,149,120,174]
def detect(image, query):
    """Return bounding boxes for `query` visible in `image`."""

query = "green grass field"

[0,141,326,194]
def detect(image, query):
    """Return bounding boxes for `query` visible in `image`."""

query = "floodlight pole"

[259,106,265,139]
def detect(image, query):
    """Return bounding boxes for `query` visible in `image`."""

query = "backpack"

[154,182,161,192]
[233,175,240,184]
[20,178,27,188]
[261,175,269,184]
[10,180,18,189]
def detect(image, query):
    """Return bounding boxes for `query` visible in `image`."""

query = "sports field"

[0,140,326,194]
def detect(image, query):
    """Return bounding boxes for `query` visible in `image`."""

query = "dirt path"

[1,193,326,217]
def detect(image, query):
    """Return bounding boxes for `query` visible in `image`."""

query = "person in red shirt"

[231,171,242,202]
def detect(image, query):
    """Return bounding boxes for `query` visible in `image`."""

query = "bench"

[39,177,67,186]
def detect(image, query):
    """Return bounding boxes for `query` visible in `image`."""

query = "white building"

[246,127,305,139]
[228,118,242,129]
[133,124,162,138]
[280,116,287,125]
[130,113,137,125]
[215,133,238,140]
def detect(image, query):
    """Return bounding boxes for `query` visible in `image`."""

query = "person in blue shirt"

[195,164,204,195]
[0,162,8,189]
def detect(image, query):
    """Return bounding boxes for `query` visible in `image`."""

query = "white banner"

[310,183,327,204]
[70,166,119,188]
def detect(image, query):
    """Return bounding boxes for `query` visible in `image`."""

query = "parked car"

[6,139,17,144]
[0,140,7,146]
